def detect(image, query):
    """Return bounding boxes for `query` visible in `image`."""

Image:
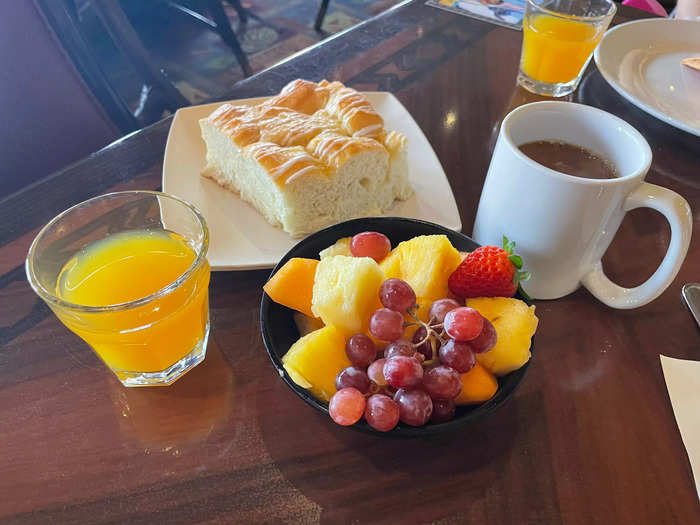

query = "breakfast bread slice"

[199,79,412,237]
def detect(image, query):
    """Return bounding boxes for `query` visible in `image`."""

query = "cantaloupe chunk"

[281,325,350,402]
[468,297,538,376]
[454,362,498,405]
[311,255,384,336]
[380,235,463,323]
[263,258,318,318]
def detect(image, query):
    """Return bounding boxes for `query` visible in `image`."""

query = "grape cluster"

[329,276,497,431]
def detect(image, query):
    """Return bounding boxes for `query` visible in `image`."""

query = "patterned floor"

[170,0,402,104]
[87,0,401,125]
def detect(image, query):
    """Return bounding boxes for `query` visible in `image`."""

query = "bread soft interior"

[199,79,412,237]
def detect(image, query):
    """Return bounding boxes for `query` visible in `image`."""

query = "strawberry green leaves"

[502,236,531,298]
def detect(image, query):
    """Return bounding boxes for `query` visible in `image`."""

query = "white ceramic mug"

[473,101,692,309]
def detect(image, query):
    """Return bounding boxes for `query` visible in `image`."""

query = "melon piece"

[281,325,350,402]
[311,255,384,336]
[320,237,352,258]
[380,235,462,322]
[467,297,538,376]
[454,362,498,405]
[263,258,318,318]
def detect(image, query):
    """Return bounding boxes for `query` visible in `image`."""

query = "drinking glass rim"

[525,0,617,22]
[25,190,210,314]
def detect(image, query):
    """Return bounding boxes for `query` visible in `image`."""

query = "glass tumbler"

[26,191,211,387]
[518,0,616,97]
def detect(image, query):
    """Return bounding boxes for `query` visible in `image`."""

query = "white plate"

[162,93,461,271]
[594,19,700,137]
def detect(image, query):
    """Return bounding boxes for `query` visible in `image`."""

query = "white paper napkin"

[660,355,700,500]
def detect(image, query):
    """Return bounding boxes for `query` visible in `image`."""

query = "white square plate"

[162,92,461,270]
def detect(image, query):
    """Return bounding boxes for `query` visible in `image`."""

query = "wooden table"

[1,1,698,522]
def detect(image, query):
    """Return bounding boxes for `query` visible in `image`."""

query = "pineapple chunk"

[380,235,462,321]
[282,325,350,402]
[467,297,538,376]
[311,255,384,336]
[320,237,352,258]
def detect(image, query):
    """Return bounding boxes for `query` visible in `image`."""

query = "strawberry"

[448,236,530,298]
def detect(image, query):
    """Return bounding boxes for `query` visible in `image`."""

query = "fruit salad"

[263,232,538,432]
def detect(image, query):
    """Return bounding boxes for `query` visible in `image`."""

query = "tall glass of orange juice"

[26,191,210,387]
[518,0,615,97]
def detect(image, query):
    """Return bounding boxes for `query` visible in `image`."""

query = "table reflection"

[109,340,234,447]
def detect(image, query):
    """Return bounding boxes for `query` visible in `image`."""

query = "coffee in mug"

[518,140,618,179]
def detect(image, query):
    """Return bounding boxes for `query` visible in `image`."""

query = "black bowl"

[260,217,532,436]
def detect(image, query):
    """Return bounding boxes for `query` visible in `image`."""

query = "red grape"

[423,365,462,400]
[384,339,416,359]
[469,317,498,353]
[412,326,437,360]
[439,339,476,373]
[443,307,484,341]
[329,388,366,426]
[428,298,461,324]
[345,334,376,367]
[394,388,433,426]
[383,356,423,389]
[370,308,404,341]
[335,366,370,393]
[379,278,416,312]
[382,385,398,398]
[365,394,400,432]
[350,231,391,262]
[368,358,388,386]
[431,399,456,423]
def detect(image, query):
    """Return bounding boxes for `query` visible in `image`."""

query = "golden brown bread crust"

[204,79,406,186]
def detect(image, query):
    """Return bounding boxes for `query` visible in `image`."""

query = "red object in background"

[621,0,668,16]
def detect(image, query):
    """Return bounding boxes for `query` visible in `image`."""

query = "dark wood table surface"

[1,1,699,523]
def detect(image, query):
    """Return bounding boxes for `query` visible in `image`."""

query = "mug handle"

[581,182,692,309]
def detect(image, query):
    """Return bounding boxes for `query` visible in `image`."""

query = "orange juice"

[521,14,601,84]
[56,230,210,373]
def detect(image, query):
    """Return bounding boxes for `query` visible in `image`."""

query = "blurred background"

[1,0,686,197]
[0,0,400,197]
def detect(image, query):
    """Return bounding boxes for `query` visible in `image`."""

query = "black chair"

[0,1,120,195]
[37,0,254,133]
[165,0,252,77]
[315,0,331,32]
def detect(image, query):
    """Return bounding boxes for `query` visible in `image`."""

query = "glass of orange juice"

[518,0,616,97]
[26,191,210,387]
